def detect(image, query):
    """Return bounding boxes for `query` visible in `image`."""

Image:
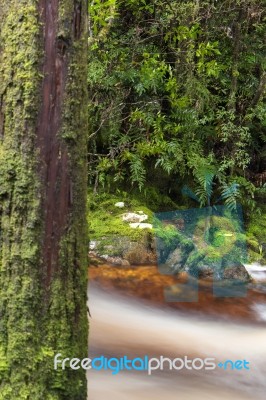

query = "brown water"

[89,263,266,322]
[87,263,266,400]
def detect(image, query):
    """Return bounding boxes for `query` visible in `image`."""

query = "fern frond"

[194,165,216,205]
[220,182,240,210]
[181,185,200,203]
[195,186,208,207]
[129,154,146,191]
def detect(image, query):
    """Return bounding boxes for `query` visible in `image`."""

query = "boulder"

[185,252,251,282]
[100,255,130,266]
[124,242,156,265]
[165,247,186,274]
[185,250,210,278]
[222,264,251,282]
[155,233,194,273]
[89,235,157,266]
[186,261,215,279]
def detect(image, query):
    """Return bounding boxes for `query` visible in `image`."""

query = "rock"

[187,262,215,279]
[122,212,148,223]
[100,255,130,266]
[158,236,194,274]
[90,235,157,266]
[124,242,156,265]
[121,259,131,266]
[115,201,125,208]
[222,264,251,282]
[165,247,186,274]
[185,251,251,282]
[89,240,97,250]
[129,222,153,229]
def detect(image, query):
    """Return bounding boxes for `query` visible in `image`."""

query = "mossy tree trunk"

[0,1,88,399]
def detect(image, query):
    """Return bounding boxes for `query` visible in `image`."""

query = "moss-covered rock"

[88,191,154,240]
[88,191,158,264]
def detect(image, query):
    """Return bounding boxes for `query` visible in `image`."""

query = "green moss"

[58,0,74,39]
[0,1,89,398]
[88,191,153,242]
[45,1,89,398]
[0,2,44,398]
[130,186,180,212]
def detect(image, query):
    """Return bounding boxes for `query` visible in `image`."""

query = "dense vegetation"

[87,0,266,261]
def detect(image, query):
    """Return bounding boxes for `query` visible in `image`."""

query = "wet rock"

[165,248,186,274]
[186,255,251,282]
[89,235,157,266]
[100,255,130,266]
[124,242,156,265]
[222,264,251,282]
[185,251,211,278]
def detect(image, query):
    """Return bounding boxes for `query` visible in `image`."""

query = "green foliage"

[128,153,146,191]
[86,0,266,267]
[88,0,266,204]
[88,0,118,40]
[220,182,240,211]
[246,205,266,262]
[182,158,241,210]
[194,163,217,206]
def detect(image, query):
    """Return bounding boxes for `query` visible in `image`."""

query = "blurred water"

[87,282,266,400]
[252,303,266,322]
[244,263,266,282]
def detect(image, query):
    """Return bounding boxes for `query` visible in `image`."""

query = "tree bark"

[0,1,88,399]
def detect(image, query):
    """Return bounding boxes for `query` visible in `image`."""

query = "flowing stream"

[244,263,266,282]
[87,277,266,400]
[245,263,266,321]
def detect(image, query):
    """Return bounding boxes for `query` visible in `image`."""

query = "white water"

[251,303,266,322]
[87,283,266,400]
[245,263,266,321]
[244,263,266,282]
